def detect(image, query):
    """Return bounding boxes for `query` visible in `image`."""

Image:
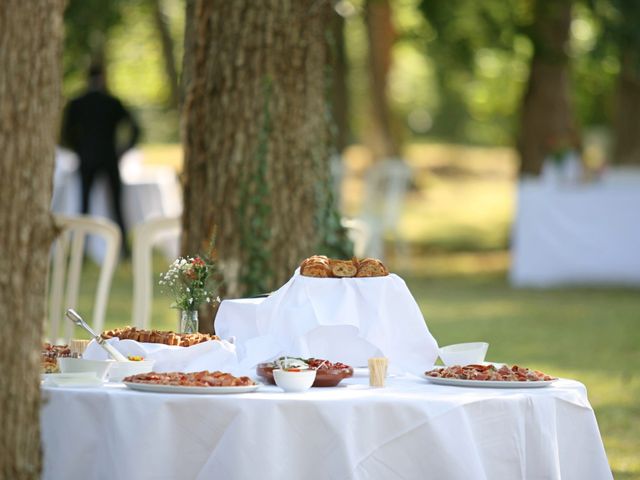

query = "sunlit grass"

[140,143,183,170]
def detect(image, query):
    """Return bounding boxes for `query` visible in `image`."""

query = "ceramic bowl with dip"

[273,368,317,392]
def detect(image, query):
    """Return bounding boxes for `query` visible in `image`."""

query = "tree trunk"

[151,0,180,108]
[181,0,334,302]
[0,1,64,478]
[613,49,640,165]
[518,0,576,176]
[328,11,351,153]
[365,0,399,160]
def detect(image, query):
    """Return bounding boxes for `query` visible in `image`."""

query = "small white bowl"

[439,342,489,366]
[57,357,113,381]
[273,368,316,392]
[108,360,155,383]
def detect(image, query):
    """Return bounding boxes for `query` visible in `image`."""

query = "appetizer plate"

[123,382,261,394]
[424,376,557,388]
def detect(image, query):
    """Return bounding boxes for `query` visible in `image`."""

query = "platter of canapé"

[41,255,558,393]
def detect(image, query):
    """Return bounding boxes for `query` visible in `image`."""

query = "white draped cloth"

[83,338,242,375]
[41,375,612,480]
[216,271,439,374]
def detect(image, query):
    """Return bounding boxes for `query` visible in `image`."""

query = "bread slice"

[300,255,332,277]
[355,258,389,277]
[329,259,358,277]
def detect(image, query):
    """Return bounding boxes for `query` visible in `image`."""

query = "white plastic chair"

[359,158,412,260]
[341,218,370,258]
[47,215,121,342]
[131,216,181,329]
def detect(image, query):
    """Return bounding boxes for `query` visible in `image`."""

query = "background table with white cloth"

[51,147,182,259]
[510,175,640,287]
[41,375,612,480]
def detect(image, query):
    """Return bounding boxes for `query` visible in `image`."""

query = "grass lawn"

[69,143,638,478]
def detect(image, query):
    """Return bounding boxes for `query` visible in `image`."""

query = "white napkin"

[83,338,243,375]
[239,270,439,374]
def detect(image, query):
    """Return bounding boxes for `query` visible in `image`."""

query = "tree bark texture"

[0,1,64,478]
[613,50,640,165]
[328,11,351,153]
[517,0,576,176]
[365,0,400,160]
[182,0,333,299]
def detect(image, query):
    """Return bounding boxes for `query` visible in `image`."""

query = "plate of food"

[424,364,557,388]
[41,343,72,374]
[123,371,260,394]
[257,357,353,387]
[101,327,220,347]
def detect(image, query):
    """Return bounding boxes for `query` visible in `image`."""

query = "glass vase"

[179,309,199,334]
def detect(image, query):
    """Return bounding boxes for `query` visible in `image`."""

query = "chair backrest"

[341,218,370,258]
[358,158,412,259]
[47,215,121,342]
[131,216,181,329]
[361,158,412,229]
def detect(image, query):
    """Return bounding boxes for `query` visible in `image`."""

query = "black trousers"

[79,162,129,253]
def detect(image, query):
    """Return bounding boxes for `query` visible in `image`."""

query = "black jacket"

[62,90,140,169]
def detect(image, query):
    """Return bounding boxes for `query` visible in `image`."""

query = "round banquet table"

[40,374,612,480]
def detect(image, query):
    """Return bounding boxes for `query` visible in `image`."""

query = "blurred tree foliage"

[63,0,183,143]
[587,0,640,164]
[63,0,124,93]
[61,0,636,151]
[417,0,531,145]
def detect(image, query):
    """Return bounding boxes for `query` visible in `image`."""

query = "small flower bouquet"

[159,255,219,333]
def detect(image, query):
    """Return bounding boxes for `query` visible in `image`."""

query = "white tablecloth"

[51,147,182,260]
[511,177,640,287]
[216,273,439,374]
[41,375,611,480]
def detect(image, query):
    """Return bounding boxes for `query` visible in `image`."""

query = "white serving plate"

[424,375,557,388]
[429,362,505,369]
[352,367,398,378]
[123,382,261,394]
[41,372,103,388]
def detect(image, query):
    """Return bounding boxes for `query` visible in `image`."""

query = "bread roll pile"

[101,327,219,347]
[300,255,389,278]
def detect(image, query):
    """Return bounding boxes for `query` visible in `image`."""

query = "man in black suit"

[61,64,140,256]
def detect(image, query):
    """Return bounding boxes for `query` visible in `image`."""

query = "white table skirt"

[41,375,611,480]
[511,178,640,287]
[215,274,440,374]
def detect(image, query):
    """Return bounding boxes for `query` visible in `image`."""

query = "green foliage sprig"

[159,255,218,311]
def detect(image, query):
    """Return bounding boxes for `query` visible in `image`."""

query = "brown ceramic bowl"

[256,363,353,388]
